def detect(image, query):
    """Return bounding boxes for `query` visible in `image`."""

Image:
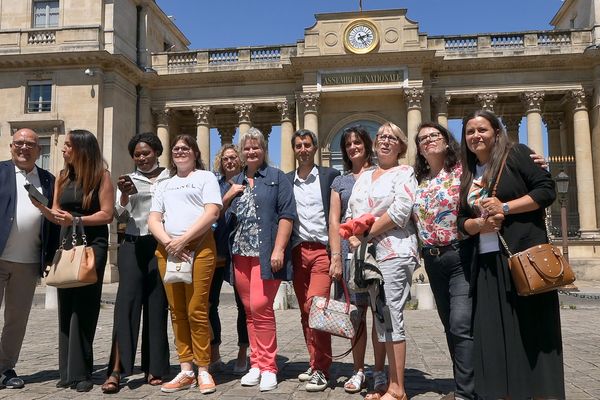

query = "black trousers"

[109,235,170,377]
[208,266,249,347]
[57,235,107,383]
[422,246,476,400]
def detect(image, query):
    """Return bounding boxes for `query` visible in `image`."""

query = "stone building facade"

[0,0,599,277]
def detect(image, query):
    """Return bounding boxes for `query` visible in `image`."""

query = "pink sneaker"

[161,371,196,393]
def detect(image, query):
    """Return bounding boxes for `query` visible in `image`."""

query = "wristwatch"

[502,202,510,215]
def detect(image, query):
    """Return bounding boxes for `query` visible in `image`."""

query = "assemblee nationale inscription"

[321,70,403,86]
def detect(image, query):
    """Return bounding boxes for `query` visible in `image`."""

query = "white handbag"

[163,253,194,284]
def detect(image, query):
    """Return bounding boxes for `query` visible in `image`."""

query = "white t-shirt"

[150,170,222,237]
[1,166,43,263]
[474,164,500,254]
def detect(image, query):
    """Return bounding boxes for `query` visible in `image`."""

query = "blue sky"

[155,0,564,167]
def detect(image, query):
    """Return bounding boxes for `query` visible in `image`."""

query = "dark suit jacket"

[286,165,341,236]
[0,160,60,274]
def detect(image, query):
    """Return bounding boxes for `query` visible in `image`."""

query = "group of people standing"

[0,108,565,400]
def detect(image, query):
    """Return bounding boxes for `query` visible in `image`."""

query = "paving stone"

[1,283,599,398]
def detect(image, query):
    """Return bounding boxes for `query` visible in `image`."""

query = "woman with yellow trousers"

[148,134,222,395]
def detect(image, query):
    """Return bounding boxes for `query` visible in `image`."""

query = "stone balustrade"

[0,26,102,54]
[430,29,591,57]
[153,44,295,73]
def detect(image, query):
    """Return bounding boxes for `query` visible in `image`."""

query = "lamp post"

[554,171,569,263]
[554,171,578,291]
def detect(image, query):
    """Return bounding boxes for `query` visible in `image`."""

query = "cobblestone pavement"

[2,281,600,399]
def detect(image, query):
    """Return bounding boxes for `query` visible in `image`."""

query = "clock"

[344,19,379,54]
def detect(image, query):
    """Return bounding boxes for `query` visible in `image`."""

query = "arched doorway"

[328,119,381,171]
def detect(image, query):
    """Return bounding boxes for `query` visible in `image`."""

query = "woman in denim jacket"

[227,127,296,392]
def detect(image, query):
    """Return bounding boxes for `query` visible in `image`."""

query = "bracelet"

[330,252,342,258]
[74,216,82,225]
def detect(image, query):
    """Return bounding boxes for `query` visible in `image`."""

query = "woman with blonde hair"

[208,144,250,374]
[35,129,114,392]
[347,122,418,400]
[228,127,296,392]
[148,134,222,394]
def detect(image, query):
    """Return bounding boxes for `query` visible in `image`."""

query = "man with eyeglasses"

[0,128,58,389]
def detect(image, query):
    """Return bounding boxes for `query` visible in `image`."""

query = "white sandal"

[344,371,365,393]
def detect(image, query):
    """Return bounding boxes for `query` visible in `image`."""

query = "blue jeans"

[422,246,475,400]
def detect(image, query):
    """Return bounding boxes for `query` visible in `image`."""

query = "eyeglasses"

[417,132,443,145]
[11,141,37,149]
[172,146,191,154]
[222,156,238,162]
[377,134,399,144]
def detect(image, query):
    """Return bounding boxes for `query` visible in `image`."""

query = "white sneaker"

[240,367,260,386]
[259,371,278,392]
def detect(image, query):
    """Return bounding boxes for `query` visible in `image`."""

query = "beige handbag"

[46,219,96,288]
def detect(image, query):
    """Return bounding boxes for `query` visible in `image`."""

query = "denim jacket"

[228,163,296,281]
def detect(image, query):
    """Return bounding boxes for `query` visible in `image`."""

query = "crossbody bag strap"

[492,151,511,256]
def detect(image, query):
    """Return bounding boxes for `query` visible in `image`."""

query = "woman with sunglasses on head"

[101,133,171,394]
[35,129,114,392]
[328,125,387,395]
[148,134,222,395]
[208,144,250,375]
[346,122,418,400]
[412,122,475,400]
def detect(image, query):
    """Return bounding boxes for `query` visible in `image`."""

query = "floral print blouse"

[346,165,418,262]
[412,163,462,246]
[231,185,260,257]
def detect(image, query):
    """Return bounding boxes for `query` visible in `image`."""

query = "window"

[36,136,51,170]
[33,0,59,28]
[27,80,52,113]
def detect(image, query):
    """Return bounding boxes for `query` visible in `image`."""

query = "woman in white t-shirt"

[148,134,223,395]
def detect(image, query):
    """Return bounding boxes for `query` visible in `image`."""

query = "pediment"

[298,9,426,57]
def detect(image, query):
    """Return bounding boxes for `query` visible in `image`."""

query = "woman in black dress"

[457,110,563,399]
[37,129,114,392]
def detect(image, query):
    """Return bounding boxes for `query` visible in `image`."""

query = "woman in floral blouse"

[347,122,417,400]
[411,122,475,400]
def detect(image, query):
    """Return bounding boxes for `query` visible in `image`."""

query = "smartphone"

[119,175,138,195]
[24,183,49,206]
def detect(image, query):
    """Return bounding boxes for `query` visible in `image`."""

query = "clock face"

[344,20,379,54]
[348,25,374,49]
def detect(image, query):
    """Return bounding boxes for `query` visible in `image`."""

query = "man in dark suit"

[286,129,340,392]
[0,128,58,389]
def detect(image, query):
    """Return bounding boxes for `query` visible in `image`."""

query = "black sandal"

[101,371,120,394]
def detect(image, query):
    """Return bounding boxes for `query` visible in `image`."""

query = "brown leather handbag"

[46,219,96,288]
[498,235,575,296]
[493,153,576,296]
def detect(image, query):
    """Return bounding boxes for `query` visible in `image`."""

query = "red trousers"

[233,255,281,373]
[292,242,332,376]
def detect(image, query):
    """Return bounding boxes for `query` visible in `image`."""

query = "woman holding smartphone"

[101,133,170,394]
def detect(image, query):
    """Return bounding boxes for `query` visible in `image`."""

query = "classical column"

[299,92,320,164]
[404,87,424,162]
[542,113,563,160]
[193,105,211,170]
[521,91,545,156]
[502,114,521,143]
[278,100,296,172]
[569,89,599,238]
[256,124,272,146]
[475,92,498,112]
[235,104,254,135]
[433,94,451,128]
[218,126,235,146]
[153,108,172,167]
[592,69,600,227]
